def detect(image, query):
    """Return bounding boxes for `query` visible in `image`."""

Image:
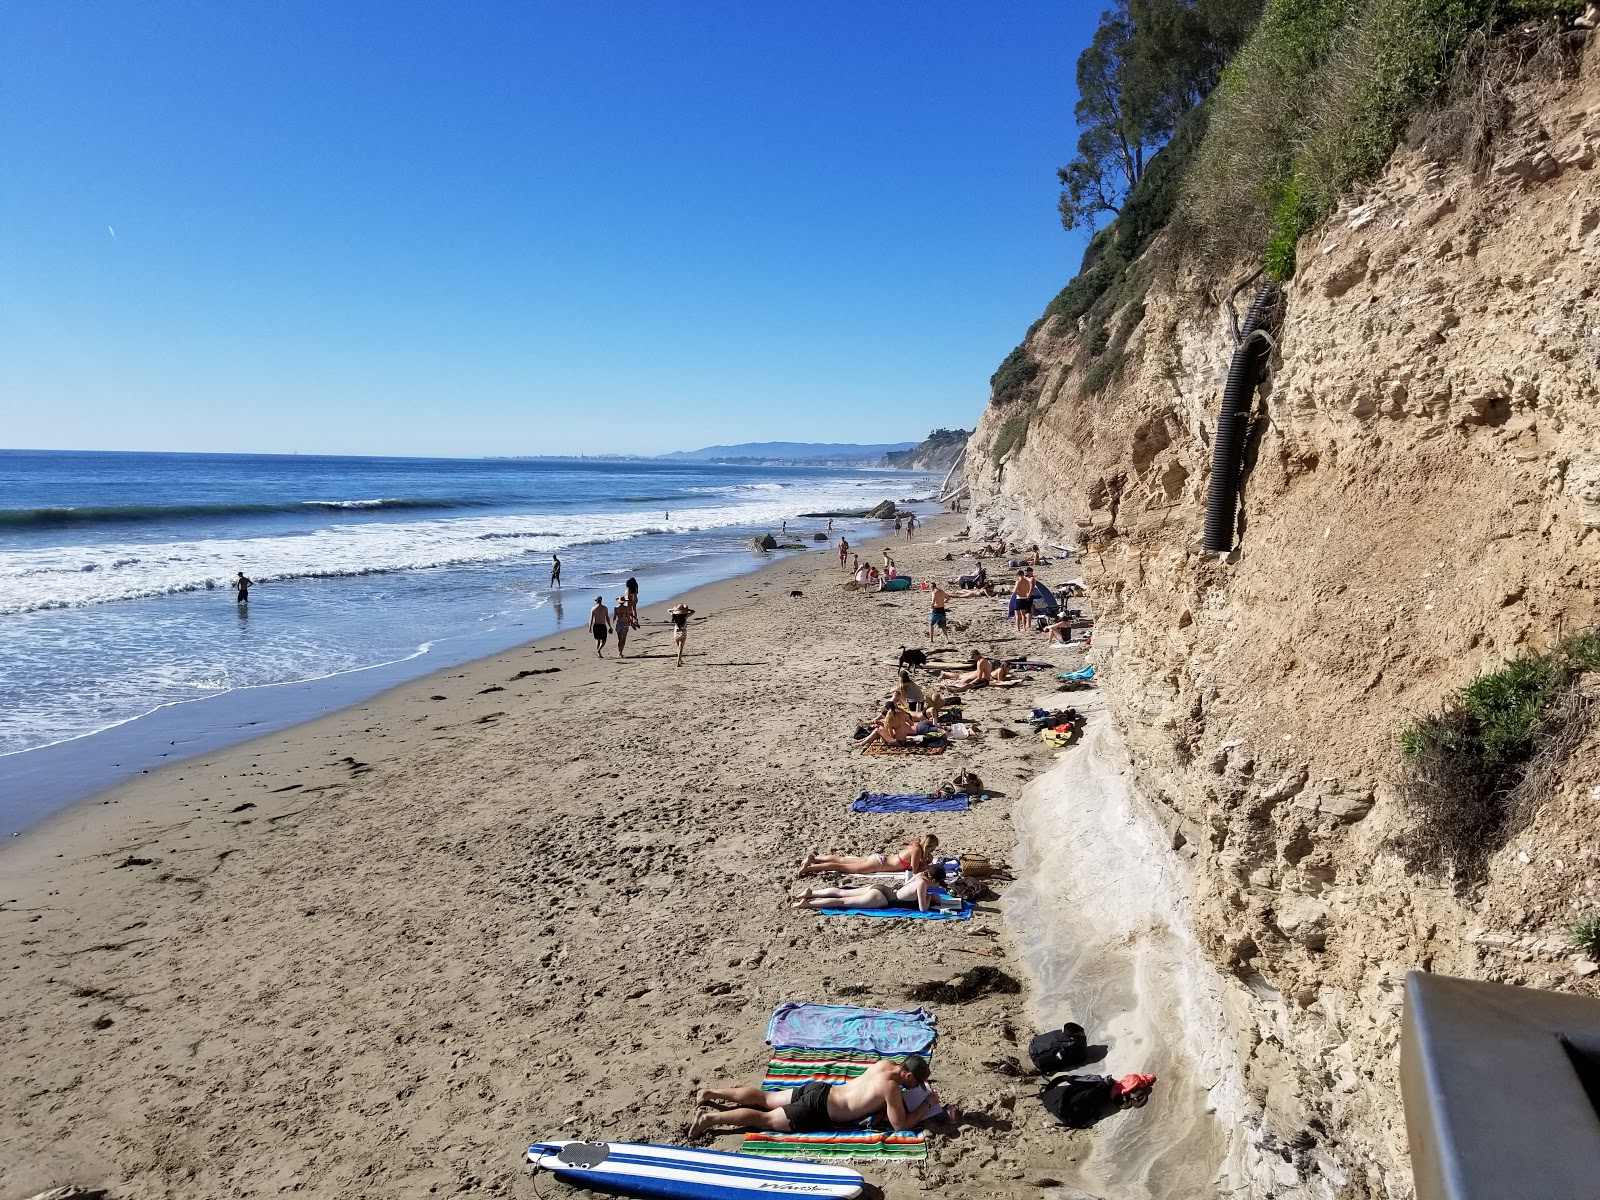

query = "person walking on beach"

[589,596,611,657]
[928,581,951,645]
[905,513,918,541]
[827,518,833,532]
[837,536,849,568]
[550,555,562,587]
[626,575,639,608]
[669,603,694,667]
[1012,571,1034,632]
[234,572,253,604]
[614,595,636,655]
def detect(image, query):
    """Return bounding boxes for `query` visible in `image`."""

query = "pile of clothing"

[1026,706,1084,747]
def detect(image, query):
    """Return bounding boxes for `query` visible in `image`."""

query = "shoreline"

[0,511,934,837]
[0,514,1104,1200]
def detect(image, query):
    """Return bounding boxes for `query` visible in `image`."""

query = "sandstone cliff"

[966,47,1600,1198]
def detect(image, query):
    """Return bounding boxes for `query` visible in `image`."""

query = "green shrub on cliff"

[1186,0,1588,276]
[1396,629,1600,881]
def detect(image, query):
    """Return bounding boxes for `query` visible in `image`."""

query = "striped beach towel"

[761,1047,917,1090]
[744,1049,931,1162]
[740,1129,927,1162]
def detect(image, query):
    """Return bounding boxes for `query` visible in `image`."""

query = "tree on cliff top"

[1058,0,1263,232]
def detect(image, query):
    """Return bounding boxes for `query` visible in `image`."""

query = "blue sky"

[1,2,1095,457]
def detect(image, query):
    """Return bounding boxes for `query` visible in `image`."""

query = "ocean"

[0,449,933,829]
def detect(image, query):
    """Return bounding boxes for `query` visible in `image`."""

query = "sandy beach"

[1,516,1099,1200]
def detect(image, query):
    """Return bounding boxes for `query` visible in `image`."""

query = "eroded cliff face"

[968,53,1600,1198]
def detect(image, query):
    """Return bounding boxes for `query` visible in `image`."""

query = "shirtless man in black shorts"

[1011,570,1033,632]
[688,1056,952,1137]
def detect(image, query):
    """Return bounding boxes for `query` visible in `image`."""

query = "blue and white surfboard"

[525,1139,864,1199]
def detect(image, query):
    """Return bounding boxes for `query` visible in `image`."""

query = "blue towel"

[818,900,973,921]
[766,1003,936,1055]
[1059,665,1095,681]
[852,792,970,813]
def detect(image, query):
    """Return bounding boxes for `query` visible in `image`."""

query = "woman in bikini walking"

[795,834,939,878]
[669,603,694,667]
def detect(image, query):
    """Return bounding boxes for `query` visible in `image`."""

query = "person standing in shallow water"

[234,572,253,605]
[589,595,611,657]
[549,555,562,587]
[669,603,694,667]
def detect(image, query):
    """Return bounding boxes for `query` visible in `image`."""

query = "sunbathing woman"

[791,865,948,913]
[941,652,991,691]
[796,834,939,878]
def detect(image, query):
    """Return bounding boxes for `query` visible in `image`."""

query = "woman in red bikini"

[795,834,939,878]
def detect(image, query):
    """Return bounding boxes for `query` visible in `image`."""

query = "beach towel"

[1042,728,1078,747]
[1001,660,1052,672]
[816,897,973,920]
[761,1046,922,1089]
[746,1044,935,1161]
[1060,665,1096,682]
[765,1003,936,1056]
[852,792,969,813]
[740,1128,927,1162]
[861,739,946,757]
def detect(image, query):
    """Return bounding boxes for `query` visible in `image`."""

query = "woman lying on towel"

[790,864,948,912]
[940,651,1023,692]
[796,833,939,878]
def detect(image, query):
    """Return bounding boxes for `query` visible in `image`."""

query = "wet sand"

[1,517,1098,1200]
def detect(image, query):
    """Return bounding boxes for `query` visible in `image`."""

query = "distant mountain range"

[658,441,919,465]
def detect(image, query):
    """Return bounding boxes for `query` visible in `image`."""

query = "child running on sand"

[796,834,939,877]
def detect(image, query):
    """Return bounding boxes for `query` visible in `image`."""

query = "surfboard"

[525,1140,865,1199]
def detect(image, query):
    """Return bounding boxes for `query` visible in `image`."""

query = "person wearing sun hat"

[669,603,694,667]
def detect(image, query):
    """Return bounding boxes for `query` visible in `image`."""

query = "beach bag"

[958,853,993,878]
[1028,1022,1088,1074]
[948,875,987,901]
[953,769,983,795]
[1039,1073,1116,1128]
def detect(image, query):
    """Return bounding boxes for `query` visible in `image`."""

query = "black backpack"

[1028,1022,1088,1075]
[1038,1073,1117,1128]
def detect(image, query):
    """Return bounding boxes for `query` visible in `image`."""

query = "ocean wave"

[0,482,904,614]
[0,497,495,528]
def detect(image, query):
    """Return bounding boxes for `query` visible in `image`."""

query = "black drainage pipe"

[1201,283,1278,554]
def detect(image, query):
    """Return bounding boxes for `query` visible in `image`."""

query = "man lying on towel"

[689,1057,957,1137]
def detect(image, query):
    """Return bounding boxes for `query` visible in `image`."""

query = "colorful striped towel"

[765,1003,936,1055]
[740,1128,927,1161]
[852,791,969,813]
[761,1046,917,1089]
[861,739,946,756]
[744,1047,933,1161]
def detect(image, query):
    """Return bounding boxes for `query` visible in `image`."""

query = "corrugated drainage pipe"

[1201,283,1278,554]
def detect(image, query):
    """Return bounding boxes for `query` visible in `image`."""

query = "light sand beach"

[1,516,1100,1199]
